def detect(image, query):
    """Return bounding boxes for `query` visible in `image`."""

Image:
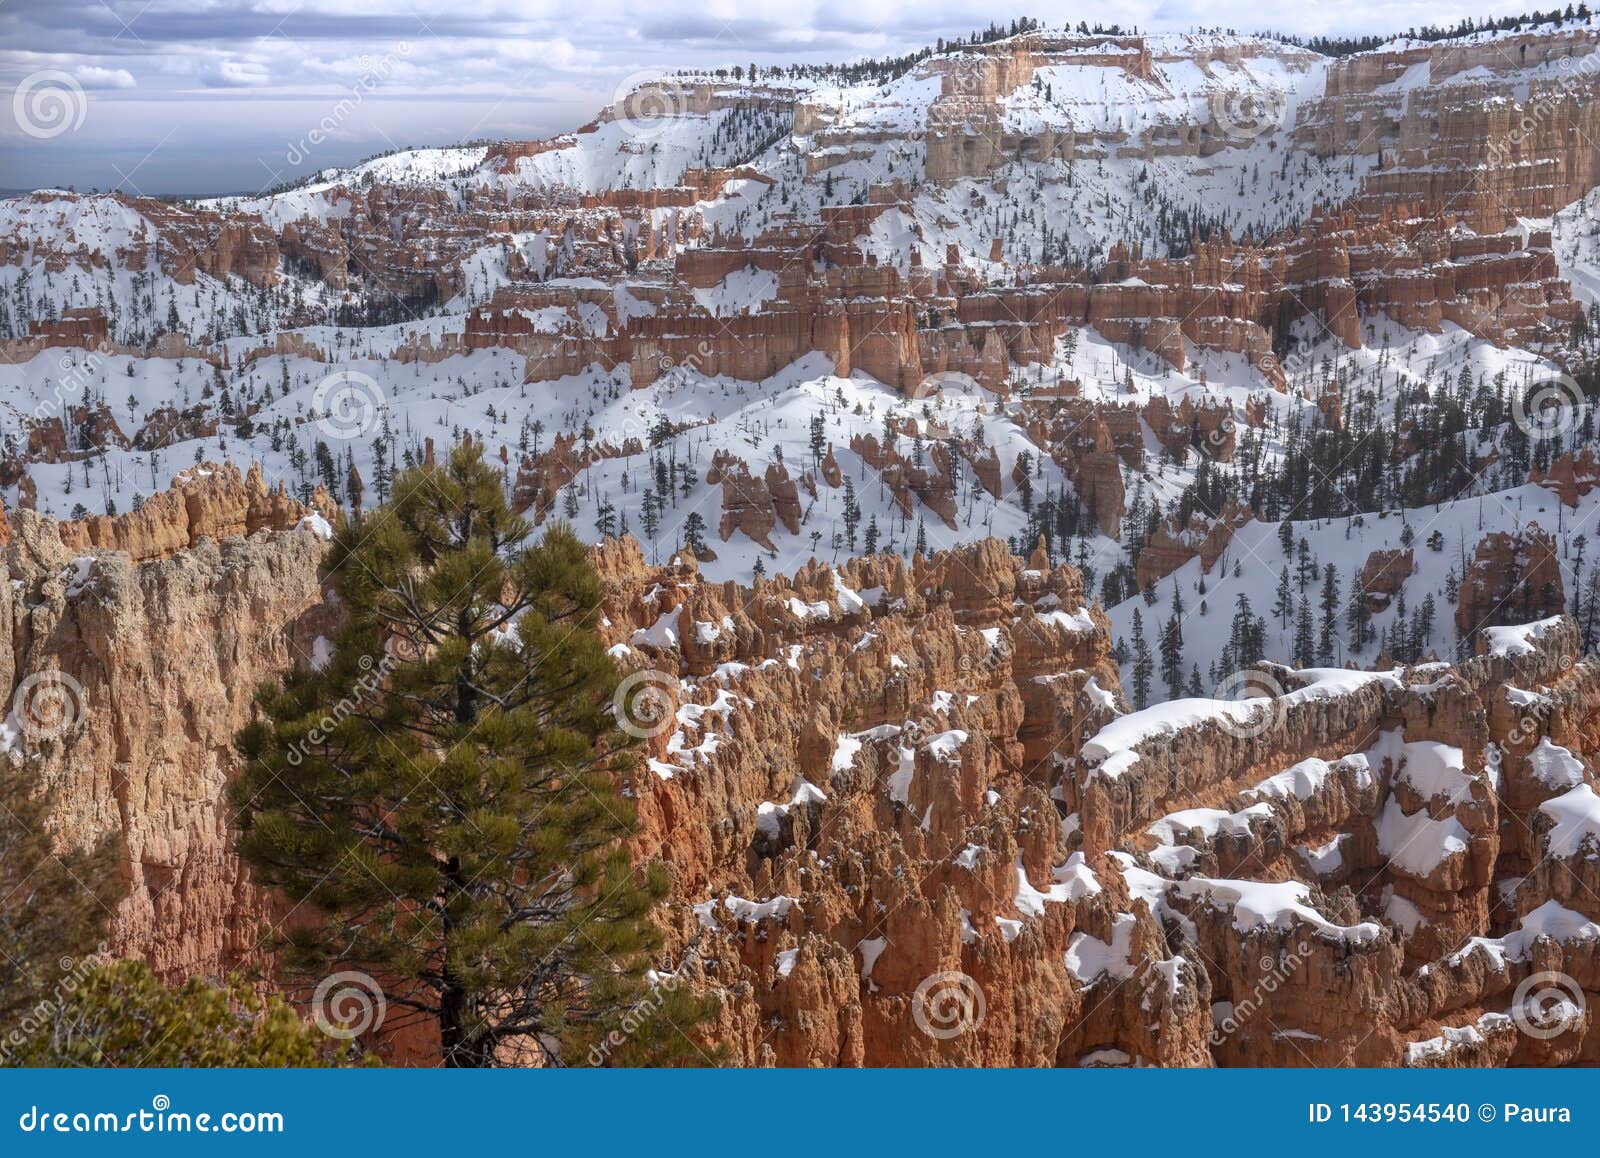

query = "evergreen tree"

[1130,608,1154,710]
[1293,592,1315,667]
[1271,565,1294,628]
[1317,562,1341,665]
[1159,612,1185,700]
[682,511,708,557]
[233,445,716,1067]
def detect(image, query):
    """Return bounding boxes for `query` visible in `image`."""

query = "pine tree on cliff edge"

[232,444,715,1067]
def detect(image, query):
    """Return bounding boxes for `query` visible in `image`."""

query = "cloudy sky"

[3,0,1492,195]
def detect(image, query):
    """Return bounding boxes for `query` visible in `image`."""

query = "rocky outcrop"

[1531,447,1600,506]
[57,463,334,565]
[1359,547,1415,612]
[1135,502,1253,591]
[590,536,1220,1066]
[588,532,1600,1066]
[4,500,331,979]
[1455,526,1565,636]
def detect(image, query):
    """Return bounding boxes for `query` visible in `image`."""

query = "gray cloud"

[0,0,1494,193]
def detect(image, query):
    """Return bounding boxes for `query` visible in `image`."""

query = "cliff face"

[10,515,1598,1067]
[593,536,1216,1066]
[590,540,1600,1067]
[2,495,331,979]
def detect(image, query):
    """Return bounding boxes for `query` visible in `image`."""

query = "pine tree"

[1317,562,1341,665]
[1130,607,1153,710]
[1159,612,1185,700]
[1293,592,1315,667]
[682,511,708,556]
[1271,565,1294,628]
[232,445,717,1067]
[842,478,861,550]
[1345,565,1373,651]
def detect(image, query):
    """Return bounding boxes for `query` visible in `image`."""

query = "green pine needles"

[232,444,716,1067]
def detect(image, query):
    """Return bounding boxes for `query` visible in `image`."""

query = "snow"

[630,607,682,650]
[1448,899,1600,968]
[1082,697,1266,777]
[755,778,826,838]
[721,895,798,924]
[1296,834,1348,876]
[7,21,1600,833]
[1392,739,1473,804]
[1375,797,1471,877]
[925,729,968,763]
[692,267,779,317]
[1065,913,1138,984]
[299,514,334,540]
[887,746,916,805]
[310,636,335,671]
[1406,1012,1513,1065]
[1538,783,1600,857]
[1014,853,1101,918]
[1147,803,1273,847]
[857,936,886,980]
[1381,887,1427,936]
[830,733,862,773]
[1244,754,1373,803]
[1484,616,1566,657]
[1172,877,1383,944]
[1527,738,1587,791]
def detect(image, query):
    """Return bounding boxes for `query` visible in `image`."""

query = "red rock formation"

[1135,502,1254,591]
[57,462,334,564]
[8,500,331,979]
[1531,447,1600,507]
[1359,547,1415,612]
[1455,526,1565,636]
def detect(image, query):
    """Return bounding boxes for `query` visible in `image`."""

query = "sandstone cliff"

[2,490,331,979]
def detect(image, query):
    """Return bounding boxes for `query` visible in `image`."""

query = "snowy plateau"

[9,13,1600,1067]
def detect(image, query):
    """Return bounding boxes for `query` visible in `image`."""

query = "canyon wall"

[2,475,332,979]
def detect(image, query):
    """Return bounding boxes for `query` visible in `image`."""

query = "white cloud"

[73,66,137,90]
[0,0,1495,191]
[205,60,271,88]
